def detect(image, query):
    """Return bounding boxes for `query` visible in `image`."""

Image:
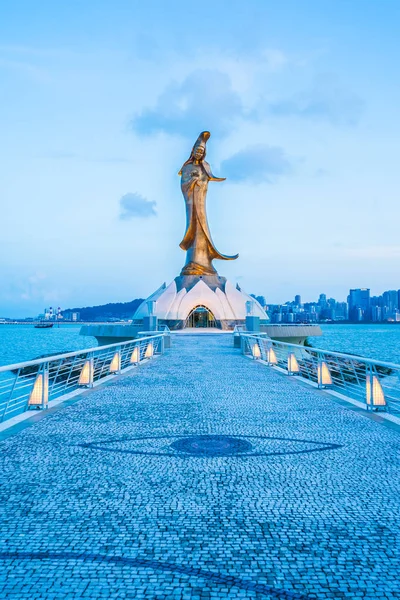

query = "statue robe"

[179,159,238,276]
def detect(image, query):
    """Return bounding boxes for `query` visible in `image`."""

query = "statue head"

[193,144,205,160]
[179,131,210,175]
[192,131,210,161]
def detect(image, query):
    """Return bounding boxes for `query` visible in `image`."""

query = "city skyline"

[267,287,400,324]
[3,285,400,322]
[1,1,400,317]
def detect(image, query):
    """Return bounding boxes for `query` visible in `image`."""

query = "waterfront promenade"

[0,334,399,599]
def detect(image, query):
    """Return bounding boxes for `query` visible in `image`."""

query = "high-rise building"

[318,294,327,308]
[382,290,399,315]
[335,302,348,320]
[294,295,301,306]
[370,295,383,307]
[371,305,382,322]
[348,288,370,321]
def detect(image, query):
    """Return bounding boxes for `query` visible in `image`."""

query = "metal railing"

[0,333,166,424]
[158,324,171,333]
[240,334,400,415]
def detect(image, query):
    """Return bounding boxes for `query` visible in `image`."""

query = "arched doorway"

[185,305,217,328]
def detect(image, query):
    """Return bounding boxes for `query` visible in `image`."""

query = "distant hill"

[62,299,144,321]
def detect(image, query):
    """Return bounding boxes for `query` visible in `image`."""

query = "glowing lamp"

[130,346,140,364]
[366,374,386,410]
[252,343,261,359]
[267,347,278,365]
[317,361,332,388]
[288,352,300,375]
[79,359,94,387]
[28,372,48,408]
[145,342,154,359]
[109,351,121,374]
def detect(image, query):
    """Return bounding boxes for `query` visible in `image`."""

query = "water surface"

[0,323,399,368]
[0,324,96,367]
[316,324,400,363]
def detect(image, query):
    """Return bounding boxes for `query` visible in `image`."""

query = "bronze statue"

[179,131,238,276]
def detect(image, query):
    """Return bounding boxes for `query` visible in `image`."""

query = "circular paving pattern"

[171,435,253,456]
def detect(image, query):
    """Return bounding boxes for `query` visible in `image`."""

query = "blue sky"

[1,0,399,316]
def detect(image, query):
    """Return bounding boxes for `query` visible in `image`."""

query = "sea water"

[0,324,96,367]
[0,323,399,368]
[317,324,400,363]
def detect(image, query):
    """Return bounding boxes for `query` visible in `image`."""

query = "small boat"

[34,322,54,329]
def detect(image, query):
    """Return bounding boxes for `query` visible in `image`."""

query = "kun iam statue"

[179,131,238,277]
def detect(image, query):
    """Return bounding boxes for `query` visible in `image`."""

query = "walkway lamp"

[267,347,278,366]
[130,346,140,364]
[317,360,333,389]
[366,372,386,411]
[79,357,94,387]
[287,352,300,375]
[145,342,154,359]
[109,350,121,374]
[252,342,261,359]
[28,368,49,410]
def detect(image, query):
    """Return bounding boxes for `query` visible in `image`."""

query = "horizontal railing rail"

[158,324,171,333]
[239,334,400,415]
[0,334,166,424]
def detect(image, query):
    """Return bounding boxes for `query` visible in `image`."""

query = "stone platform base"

[260,324,322,345]
[81,323,322,346]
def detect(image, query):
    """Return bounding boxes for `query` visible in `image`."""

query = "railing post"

[42,366,49,409]
[1,368,20,422]
[89,354,94,386]
[366,365,373,411]
[317,356,323,389]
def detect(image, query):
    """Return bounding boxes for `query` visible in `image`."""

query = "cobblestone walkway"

[0,334,399,599]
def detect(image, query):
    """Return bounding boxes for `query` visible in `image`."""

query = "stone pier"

[0,334,399,599]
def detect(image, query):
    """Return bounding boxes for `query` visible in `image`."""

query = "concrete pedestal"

[245,316,260,332]
[143,316,158,332]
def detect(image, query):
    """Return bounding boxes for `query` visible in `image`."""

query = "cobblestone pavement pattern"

[0,334,399,599]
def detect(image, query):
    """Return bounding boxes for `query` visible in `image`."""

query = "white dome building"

[133,275,269,330]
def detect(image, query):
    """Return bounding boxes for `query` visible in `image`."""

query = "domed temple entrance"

[185,305,217,328]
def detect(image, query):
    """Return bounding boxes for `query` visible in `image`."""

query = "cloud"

[132,69,255,139]
[119,193,157,219]
[132,67,362,141]
[220,145,292,184]
[269,76,364,126]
